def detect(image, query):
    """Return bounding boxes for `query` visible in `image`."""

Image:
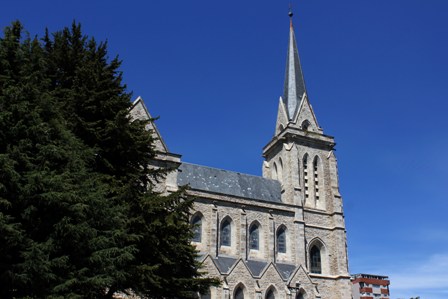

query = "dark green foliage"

[0,21,218,298]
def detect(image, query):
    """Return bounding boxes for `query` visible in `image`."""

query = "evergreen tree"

[0,21,218,298]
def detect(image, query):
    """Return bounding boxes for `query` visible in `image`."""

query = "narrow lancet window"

[191,214,202,242]
[277,227,287,253]
[266,289,275,299]
[272,162,278,180]
[234,287,244,299]
[303,155,309,200]
[220,218,231,246]
[310,245,322,274]
[249,223,259,250]
[313,157,319,201]
[278,158,283,182]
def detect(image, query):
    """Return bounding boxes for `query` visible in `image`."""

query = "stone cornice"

[263,127,335,157]
[303,207,344,217]
[309,274,351,280]
[186,189,298,213]
[154,151,182,163]
[305,223,346,232]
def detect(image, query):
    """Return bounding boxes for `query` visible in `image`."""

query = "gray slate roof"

[195,253,206,263]
[276,263,297,280]
[213,256,238,274]
[246,260,268,277]
[178,163,282,203]
[206,255,296,279]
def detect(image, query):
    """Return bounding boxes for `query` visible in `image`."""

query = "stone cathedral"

[130,13,352,299]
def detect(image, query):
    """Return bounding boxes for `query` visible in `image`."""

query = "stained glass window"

[310,245,321,274]
[192,215,202,242]
[234,287,244,299]
[221,219,231,246]
[266,289,275,299]
[249,224,259,250]
[277,227,286,253]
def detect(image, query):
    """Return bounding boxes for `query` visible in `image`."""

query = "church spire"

[283,9,307,121]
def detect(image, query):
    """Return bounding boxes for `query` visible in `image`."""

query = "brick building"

[130,11,352,299]
[351,274,391,299]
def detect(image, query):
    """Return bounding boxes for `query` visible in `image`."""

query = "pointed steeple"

[283,11,307,121]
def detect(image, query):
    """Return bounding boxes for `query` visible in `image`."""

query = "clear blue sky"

[2,1,447,298]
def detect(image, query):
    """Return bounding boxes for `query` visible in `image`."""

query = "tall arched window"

[272,162,278,180]
[278,158,283,182]
[234,286,244,299]
[266,288,276,299]
[220,218,232,246]
[249,223,259,250]
[276,227,287,253]
[310,245,322,274]
[313,156,320,202]
[191,214,202,242]
[303,155,309,200]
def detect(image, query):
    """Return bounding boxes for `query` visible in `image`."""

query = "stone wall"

[189,186,351,298]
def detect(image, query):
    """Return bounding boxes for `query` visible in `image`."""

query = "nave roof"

[178,162,282,203]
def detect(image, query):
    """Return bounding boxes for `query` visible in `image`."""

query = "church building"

[130,11,352,299]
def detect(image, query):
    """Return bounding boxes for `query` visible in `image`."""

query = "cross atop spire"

[282,10,307,121]
[288,2,294,18]
[289,5,294,27]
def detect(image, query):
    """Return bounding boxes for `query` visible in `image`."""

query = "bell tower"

[262,11,351,297]
[262,11,339,213]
